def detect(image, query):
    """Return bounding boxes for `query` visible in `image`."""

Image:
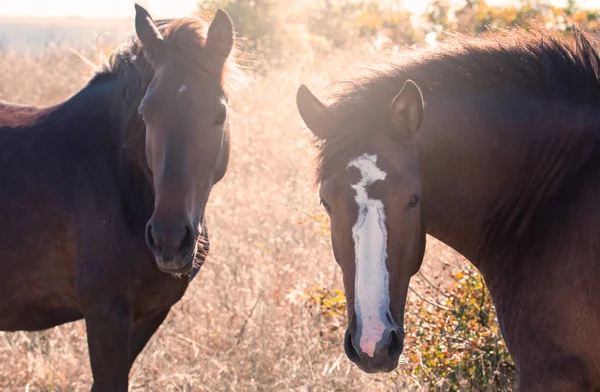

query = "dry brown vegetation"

[0,44,492,391]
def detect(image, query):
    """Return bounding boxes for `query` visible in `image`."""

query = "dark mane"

[91,16,239,174]
[316,28,600,184]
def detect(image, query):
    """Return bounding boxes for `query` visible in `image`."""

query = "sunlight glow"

[0,0,198,18]
[0,0,599,19]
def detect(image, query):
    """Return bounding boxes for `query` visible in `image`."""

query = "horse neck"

[418,92,600,264]
[109,56,154,175]
[63,71,154,227]
[110,80,156,227]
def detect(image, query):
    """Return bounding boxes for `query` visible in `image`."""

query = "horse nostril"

[145,224,157,250]
[178,225,195,253]
[344,331,361,363]
[388,329,403,359]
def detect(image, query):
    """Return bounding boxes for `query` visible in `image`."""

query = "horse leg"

[128,309,171,369]
[84,299,132,392]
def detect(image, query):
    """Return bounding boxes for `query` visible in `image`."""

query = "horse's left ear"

[206,10,234,61]
[135,4,165,63]
[391,80,424,136]
[297,85,329,139]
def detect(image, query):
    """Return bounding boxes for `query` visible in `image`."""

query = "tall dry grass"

[0,46,472,391]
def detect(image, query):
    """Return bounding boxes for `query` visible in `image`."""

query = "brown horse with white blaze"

[0,4,235,391]
[298,29,600,390]
[298,80,425,373]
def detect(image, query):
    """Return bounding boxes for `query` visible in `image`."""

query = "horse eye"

[320,198,331,214]
[214,110,227,126]
[408,195,420,210]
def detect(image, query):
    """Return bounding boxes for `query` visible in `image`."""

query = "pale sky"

[0,0,599,19]
[0,0,198,18]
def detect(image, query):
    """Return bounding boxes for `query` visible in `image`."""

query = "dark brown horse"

[297,29,600,390]
[0,4,235,391]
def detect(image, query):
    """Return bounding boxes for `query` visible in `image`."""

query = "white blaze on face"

[347,153,390,357]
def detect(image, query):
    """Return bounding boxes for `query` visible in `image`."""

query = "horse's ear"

[297,85,328,139]
[206,10,234,61]
[391,80,424,136]
[135,4,165,63]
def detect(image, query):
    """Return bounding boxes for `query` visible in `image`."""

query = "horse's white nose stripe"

[347,153,390,357]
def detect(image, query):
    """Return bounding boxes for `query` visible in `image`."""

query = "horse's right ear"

[135,4,165,63]
[206,10,234,62]
[297,85,328,139]
[391,80,424,137]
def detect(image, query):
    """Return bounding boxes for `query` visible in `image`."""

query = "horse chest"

[132,273,191,318]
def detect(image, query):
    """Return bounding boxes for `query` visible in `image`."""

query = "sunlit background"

[1,0,600,18]
[2,0,600,54]
[2,0,600,391]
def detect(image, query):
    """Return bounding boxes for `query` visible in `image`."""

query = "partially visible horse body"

[0,5,235,391]
[298,29,600,390]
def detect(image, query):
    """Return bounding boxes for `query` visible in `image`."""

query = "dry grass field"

[0,44,486,391]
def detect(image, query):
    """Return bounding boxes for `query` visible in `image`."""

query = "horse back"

[0,101,55,128]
